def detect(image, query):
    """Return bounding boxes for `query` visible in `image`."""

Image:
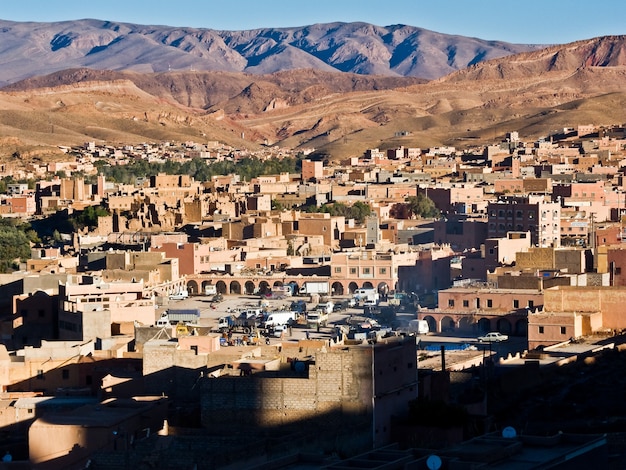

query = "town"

[1,122,626,468]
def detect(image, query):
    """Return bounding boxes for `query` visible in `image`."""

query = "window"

[463,300,469,307]
[560,326,566,335]
[616,267,622,275]
[334,267,341,273]
[379,268,387,274]
[350,268,357,275]
[363,267,371,274]
[487,299,493,308]
[513,299,519,308]
[539,326,544,334]
[448,299,455,307]
[528,300,534,308]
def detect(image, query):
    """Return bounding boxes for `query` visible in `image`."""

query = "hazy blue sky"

[1,0,623,44]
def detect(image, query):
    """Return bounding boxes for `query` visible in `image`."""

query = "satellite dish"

[502,426,517,438]
[426,454,442,470]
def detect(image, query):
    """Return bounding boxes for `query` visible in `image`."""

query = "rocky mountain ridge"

[0,19,542,85]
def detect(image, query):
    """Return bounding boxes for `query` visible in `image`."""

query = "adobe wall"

[200,347,373,431]
[143,341,209,399]
[543,286,626,331]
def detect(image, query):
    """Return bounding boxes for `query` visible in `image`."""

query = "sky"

[1,0,624,45]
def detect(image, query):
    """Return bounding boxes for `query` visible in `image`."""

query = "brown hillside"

[1,37,626,160]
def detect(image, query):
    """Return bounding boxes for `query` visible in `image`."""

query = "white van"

[264,311,297,327]
[398,319,430,336]
[409,319,430,335]
[353,288,377,301]
[316,302,334,314]
[169,289,189,300]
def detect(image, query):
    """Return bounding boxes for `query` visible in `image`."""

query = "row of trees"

[94,155,304,184]
[304,195,440,223]
[305,201,373,224]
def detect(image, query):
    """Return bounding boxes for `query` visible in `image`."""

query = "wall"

[28,397,167,468]
[543,286,626,330]
[199,338,417,448]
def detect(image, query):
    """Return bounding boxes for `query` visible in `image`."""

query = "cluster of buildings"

[1,123,626,465]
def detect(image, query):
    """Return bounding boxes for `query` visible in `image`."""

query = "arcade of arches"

[420,312,528,335]
[184,277,392,297]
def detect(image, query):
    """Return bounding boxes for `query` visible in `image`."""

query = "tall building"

[488,196,561,247]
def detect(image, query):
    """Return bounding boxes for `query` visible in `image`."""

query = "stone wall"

[200,347,373,430]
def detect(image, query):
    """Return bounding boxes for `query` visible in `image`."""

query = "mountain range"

[0,19,625,161]
[0,19,542,85]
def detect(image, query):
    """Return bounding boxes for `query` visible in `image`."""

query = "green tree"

[350,201,372,223]
[407,194,440,219]
[70,205,110,231]
[52,229,62,244]
[389,203,412,219]
[307,201,372,224]
[0,219,33,272]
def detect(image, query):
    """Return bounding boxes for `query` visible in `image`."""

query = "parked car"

[477,332,509,342]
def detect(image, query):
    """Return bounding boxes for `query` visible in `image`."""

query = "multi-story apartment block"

[488,196,561,247]
[58,276,157,341]
[420,184,486,215]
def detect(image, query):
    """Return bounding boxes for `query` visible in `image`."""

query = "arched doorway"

[497,318,512,335]
[244,281,255,295]
[458,316,474,333]
[202,281,216,295]
[230,281,242,295]
[348,282,359,294]
[258,281,270,296]
[477,318,491,333]
[332,282,344,296]
[515,319,527,336]
[377,282,389,300]
[273,281,284,288]
[423,315,437,333]
[362,281,374,289]
[215,281,227,295]
[287,281,299,296]
[441,316,455,332]
[186,280,199,295]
